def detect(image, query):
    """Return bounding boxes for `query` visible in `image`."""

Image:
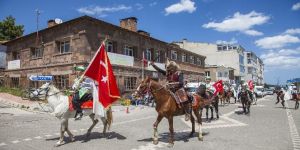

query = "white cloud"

[260,49,300,69]
[150,2,157,7]
[255,34,300,49]
[135,3,143,10]
[292,2,300,11]
[77,5,132,17]
[244,29,263,36]
[202,11,269,36]
[284,28,300,35]
[165,0,196,15]
[216,38,238,44]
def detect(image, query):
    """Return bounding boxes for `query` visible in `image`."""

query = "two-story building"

[3,16,206,95]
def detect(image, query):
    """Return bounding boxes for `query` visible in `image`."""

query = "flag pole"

[74,37,108,90]
[142,50,145,80]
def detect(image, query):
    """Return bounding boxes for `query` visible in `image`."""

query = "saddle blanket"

[68,96,93,111]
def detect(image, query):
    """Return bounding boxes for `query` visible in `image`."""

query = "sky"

[1,0,300,85]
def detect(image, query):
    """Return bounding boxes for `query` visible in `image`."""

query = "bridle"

[34,83,61,100]
[135,80,164,98]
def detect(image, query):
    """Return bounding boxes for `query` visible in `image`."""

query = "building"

[204,64,234,83]
[244,51,264,85]
[3,16,206,95]
[174,39,246,84]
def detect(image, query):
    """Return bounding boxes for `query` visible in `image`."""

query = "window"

[218,72,222,77]
[12,51,20,60]
[58,40,70,54]
[181,53,186,62]
[205,71,210,77]
[224,72,228,77]
[248,67,253,74]
[11,77,19,88]
[197,57,201,66]
[145,49,151,60]
[31,47,43,58]
[171,50,177,60]
[124,45,134,56]
[124,77,137,90]
[240,65,245,73]
[106,41,113,52]
[247,59,251,64]
[29,81,42,89]
[189,55,195,64]
[239,54,244,65]
[53,75,69,89]
[154,50,161,62]
[217,45,222,51]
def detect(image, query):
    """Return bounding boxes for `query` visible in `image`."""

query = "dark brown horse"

[275,91,285,108]
[240,90,251,114]
[132,77,206,147]
[291,93,300,109]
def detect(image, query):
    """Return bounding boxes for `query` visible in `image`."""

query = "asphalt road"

[0,95,299,150]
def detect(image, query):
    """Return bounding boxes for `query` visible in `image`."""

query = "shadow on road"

[137,131,209,143]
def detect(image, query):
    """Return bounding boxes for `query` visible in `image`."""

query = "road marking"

[11,140,20,144]
[45,134,52,137]
[181,110,247,129]
[0,143,6,146]
[285,103,300,150]
[23,138,32,141]
[34,136,42,139]
[131,142,168,150]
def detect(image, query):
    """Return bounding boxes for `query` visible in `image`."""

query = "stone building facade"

[3,16,206,95]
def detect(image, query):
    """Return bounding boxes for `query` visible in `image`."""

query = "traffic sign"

[29,75,53,81]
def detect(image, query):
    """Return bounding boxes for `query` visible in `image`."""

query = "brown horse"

[132,77,206,147]
[291,93,300,109]
[275,91,285,108]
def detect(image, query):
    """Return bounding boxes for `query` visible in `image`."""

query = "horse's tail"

[107,107,113,130]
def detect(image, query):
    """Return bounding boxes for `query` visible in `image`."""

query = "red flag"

[248,80,254,91]
[142,51,148,67]
[84,42,120,108]
[213,80,224,96]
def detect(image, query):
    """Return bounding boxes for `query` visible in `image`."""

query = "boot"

[74,110,83,120]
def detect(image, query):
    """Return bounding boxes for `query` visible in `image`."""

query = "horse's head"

[197,84,206,95]
[132,76,151,99]
[31,82,53,99]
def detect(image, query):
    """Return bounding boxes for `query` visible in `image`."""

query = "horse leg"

[281,100,286,108]
[205,106,209,122]
[167,117,174,148]
[214,102,219,119]
[64,119,75,142]
[194,109,203,141]
[56,118,67,146]
[153,115,163,145]
[189,111,195,137]
[101,117,108,136]
[86,114,99,138]
[242,100,246,114]
[210,106,214,120]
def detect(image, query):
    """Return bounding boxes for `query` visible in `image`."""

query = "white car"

[255,86,265,98]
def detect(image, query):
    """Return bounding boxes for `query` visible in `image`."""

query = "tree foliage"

[0,15,24,41]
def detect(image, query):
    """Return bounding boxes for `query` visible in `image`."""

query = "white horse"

[31,82,112,146]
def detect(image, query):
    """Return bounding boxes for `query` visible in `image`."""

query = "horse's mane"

[49,84,62,94]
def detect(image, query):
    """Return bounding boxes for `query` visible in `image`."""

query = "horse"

[291,93,300,109]
[218,91,227,106]
[275,91,285,108]
[240,90,251,114]
[197,84,219,122]
[31,82,112,146]
[132,77,206,147]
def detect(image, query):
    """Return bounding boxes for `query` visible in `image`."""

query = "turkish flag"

[213,80,224,96]
[248,80,254,91]
[84,42,120,108]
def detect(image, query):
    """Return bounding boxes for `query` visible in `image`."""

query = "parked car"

[264,89,274,95]
[255,86,265,98]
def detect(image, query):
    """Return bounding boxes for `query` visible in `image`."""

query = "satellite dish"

[54,18,63,24]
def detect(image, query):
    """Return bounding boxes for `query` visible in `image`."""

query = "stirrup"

[185,114,190,121]
[74,112,83,120]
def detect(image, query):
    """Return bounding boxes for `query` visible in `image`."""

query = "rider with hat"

[237,79,251,101]
[72,66,93,120]
[150,59,191,121]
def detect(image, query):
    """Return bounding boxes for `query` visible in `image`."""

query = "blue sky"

[1,0,300,84]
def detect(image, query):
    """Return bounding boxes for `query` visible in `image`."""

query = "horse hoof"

[198,136,203,141]
[153,140,159,145]
[70,137,75,142]
[167,143,174,148]
[86,132,91,138]
[189,132,194,137]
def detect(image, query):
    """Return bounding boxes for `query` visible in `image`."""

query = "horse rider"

[150,59,191,121]
[276,88,285,108]
[72,66,93,120]
[204,76,216,97]
[237,79,251,101]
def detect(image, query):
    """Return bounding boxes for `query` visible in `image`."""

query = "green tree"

[0,15,24,41]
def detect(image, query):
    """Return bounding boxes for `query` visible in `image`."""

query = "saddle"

[174,88,189,103]
[68,96,93,111]
[191,94,213,108]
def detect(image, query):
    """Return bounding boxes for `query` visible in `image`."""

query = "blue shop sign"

[29,75,53,81]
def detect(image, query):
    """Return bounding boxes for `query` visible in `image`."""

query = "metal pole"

[142,50,144,80]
